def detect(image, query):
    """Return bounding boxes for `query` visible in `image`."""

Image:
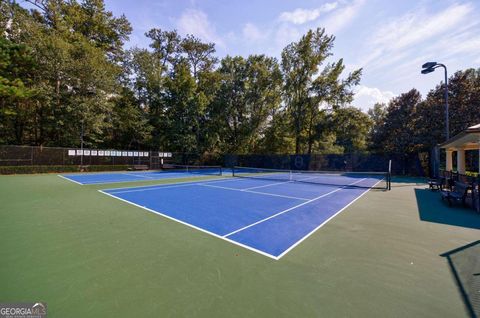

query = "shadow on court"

[441,241,480,318]
[414,188,480,230]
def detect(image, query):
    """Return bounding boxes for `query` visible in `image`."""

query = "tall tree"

[412,68,480,150]
[180,34,218,153]
[0,37,36,144]
[107,87,152,149]
[211,55,282,153]
[373,89,421,154]
[181,34,217,79]
[368,102,387,149]
[1,0,132,146]
[163,59,198,152]
[323,107,373,153]
[281,28,361,154]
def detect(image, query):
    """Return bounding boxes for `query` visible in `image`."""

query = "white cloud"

[350,2,480,96]
[353,85,396,111]
[274,23,303,48]
[242,23,266,42]
[176,9,225,47]
[321,0,365,34]
[373,3,472,52]
[359,3,475,69]
[279,2,338,25]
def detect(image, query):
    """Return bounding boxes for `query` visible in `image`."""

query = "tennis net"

[162,164,223,176]
[232,166,391,190]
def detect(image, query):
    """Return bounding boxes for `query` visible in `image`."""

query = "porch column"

[457,148,466,174]
[446,150,453,171]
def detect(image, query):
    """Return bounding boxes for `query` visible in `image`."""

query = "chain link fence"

[4,144,477,178]
[0,145,224,173]
[0,145,152,167]
[224,152,432,176]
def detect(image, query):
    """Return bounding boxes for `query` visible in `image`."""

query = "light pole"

[421,62,449,140]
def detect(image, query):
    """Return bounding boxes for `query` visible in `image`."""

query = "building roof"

[439,123,480,150]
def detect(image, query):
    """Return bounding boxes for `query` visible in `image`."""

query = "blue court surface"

[59,169,223,185]
[100,174,383,259]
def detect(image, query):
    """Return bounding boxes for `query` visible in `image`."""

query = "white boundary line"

[98,189,279,260]
[275,178,383,259]
[109,183,198,194]
[57,174,83,185]
[199,183,310,201]
[58,172,228,186]
[223,178,367,238]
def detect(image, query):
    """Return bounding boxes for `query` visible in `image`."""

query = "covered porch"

[439,123,480,175]
[438,124,480,212]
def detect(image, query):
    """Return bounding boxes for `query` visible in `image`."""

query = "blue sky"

[106,0,479,110]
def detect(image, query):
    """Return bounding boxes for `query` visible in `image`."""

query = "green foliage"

[0,36,37,144]
[257,111,295,154]
[371,89,421,154]
[211,55,283,153]
[281,28,362,154]
[0,0,131,147]
[107,88,152,148]
[0,37,35,99]
[323,107,373,153]
[416,68,480,148]
[164,59,198,152]
[8,0,479,160]
[368,69,480,155]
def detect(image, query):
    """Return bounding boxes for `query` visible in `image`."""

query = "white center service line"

[223,178,367,238]
[121,173,155,179]
[198,183,310,201]
[243,180,293,190]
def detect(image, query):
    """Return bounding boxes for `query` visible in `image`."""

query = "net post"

[388,159,392,190]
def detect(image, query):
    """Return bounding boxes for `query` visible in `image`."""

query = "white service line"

[108,183,197,194]
[106,177,243,194]
[223,178,367,238]
[198,183,310,201]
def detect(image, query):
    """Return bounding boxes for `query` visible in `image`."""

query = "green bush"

[465,171,479,177]
[0,165,131,175]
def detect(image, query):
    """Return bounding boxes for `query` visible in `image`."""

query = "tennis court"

[2,171,479,317]
[100,168,388,259]
[60,165,223,185]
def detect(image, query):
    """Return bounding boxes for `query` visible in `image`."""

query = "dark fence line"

[0,145,152,167]
[225,152,430,176]
[0,145,223,170]
[0,144,457,177]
